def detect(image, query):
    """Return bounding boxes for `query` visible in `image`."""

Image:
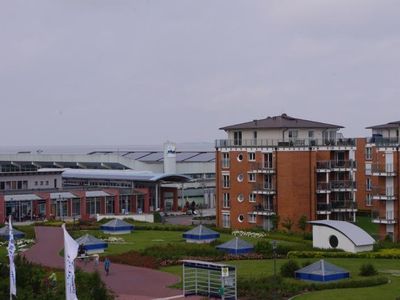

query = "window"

[253,131,257,140]
[222,174,230,188]
[222,213,230,228]
[365,163,372,175]
[365,147,372,160]
[248,173,256,182]
[366,194,372,206]
[264,153,273,169]
[223,193,230,208]
[249,193,256,202]
[40,181,43,186]
[308,130,314,138]
[237,153,244,162]
[237,174,244,182]
[248,152,256,161]
[222,152,230,168]
[248,213,257,223]
[46,181,49,186]
[288,130,298,139]
[237,193,244,202]
[366,178,372,191]
[234,131,242,146]
[237,214,245,223]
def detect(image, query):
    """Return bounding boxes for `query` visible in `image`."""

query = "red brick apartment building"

[215,114,400,241]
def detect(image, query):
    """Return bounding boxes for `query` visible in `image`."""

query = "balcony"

[331,201,358,212]
[367,136,399,146]
[316,203,332,214]
[316,160,356,172]
[249,162,275,174]
[215,138,356,148]
[372,210,397,224]
[372,187,397,201]
[252,183,276,195]
[372,164,396,177]
[316,182,331,193]
[330,180,357,192]
[252,204,275,216]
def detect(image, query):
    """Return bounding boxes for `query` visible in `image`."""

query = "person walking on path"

[104,257,110,276]
[94,254,99,268]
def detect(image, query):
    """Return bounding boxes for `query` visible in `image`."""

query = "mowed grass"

[162,258,400,297]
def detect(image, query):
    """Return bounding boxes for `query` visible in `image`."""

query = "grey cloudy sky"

[1,0,399,146]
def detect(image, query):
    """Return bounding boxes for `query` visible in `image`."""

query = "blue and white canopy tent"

[216,237,254,255]
[75,234,108,254]
[0,225,25,240]
[183,225,220,243]
[100,219,134,234]
[295,259,350,282]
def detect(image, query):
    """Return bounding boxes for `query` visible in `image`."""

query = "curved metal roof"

[309,220,375,246]
[61,169,191,183]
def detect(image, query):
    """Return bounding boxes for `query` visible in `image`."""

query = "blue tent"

[100,219,134,234]
[0,225,25,240]
[216,237,254,255]
[295,260,350,282]
[183,225,220,243]
[75,234,108,254]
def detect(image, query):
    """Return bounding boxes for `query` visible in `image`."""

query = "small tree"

[280,259,300,278]
[297,215,308,234]
[281,218,293,233]
[271,214,280,231]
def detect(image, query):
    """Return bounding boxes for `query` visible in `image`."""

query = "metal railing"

[253,204,275,212]
[372,186,396,198]
[317,203,332,211]
[371,164,396,175]
[372,210,396,221]
[316,160,356,170]
[249,162,275,171]
[331,201,357,210]
[330,180,357,190]
[252,183,276,193]
[367,136,399,146]
[215,138,356,148]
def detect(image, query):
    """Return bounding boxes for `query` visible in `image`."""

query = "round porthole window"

[237,193,244,202]
[237,153,244,162]
[329,235,339,248]
[237,174,244,182]
[238,214,244,222]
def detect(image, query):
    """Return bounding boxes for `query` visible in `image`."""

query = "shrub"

[107,250,158,269]
[153,212,162,223]
[359,263,378,276]
[255,240,273,256]
[280,259,300,278]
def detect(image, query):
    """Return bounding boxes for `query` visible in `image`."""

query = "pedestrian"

[48,272,57,289]
[191,201,196,214]
[94,254,99,268]
[104,257,110,276]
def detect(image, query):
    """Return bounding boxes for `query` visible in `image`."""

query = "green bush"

[255,240,273,256]
[153,212,162,223]
[359,263,378,276]
[280,259,300,278]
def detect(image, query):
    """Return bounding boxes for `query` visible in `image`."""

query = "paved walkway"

[24,227,190,300]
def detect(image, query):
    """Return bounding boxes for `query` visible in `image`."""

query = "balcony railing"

[316,160,356,171]
[372,210,397,224]
[372,164,396,176]
[372,187,396,200]
[317,203,332,212]
[252,204,275,215]
[330,180,357,190]
[331,201,357,210]
[215,138,356,148]
[367,136,399,146]
[316,182,331,192]
[249,162,275,173]
[252,183,276,194]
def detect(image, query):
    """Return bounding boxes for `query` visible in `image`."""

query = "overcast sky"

[1,0,399,146]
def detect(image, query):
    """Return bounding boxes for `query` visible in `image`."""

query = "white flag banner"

[7,215,16,297]
[62,224,79,300]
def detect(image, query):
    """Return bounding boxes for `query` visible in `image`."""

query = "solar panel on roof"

[184,152,215,162]
[123,152,153,160]
[175,152,200,162]
[138,152,164,162]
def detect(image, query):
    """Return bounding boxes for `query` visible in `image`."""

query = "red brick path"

[24,227,186,300]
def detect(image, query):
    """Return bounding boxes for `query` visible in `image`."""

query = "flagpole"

[8,215,16,300]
